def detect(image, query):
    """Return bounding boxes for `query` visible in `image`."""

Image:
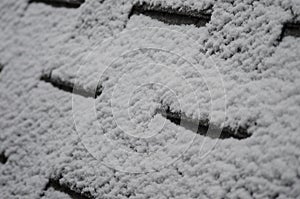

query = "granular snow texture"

[0,0,300,198]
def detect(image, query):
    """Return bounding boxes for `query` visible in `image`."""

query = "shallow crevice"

[0,152,8,164]
[157,106,251,140]
[41,178,93,199]
[40,71,102,98]
[29,0,84,8]
[175,167,183,176]
[129,3,212,27]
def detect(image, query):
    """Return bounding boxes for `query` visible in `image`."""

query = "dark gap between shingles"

[129,3,212,27]
[157,106,250,140]
[278,22,300,42]
[0,152,8,164]
[29,0,84,8]
[283,23,300,38]
[40,71,102,98]
[42,178,93,199]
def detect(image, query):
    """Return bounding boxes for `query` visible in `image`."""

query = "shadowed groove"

[0,63,3,73]
[40,71,102,98]
[29,0,85,8]
[157,106,251,140]
[129,2,212,27]
[41,178,93,199]
[0,152,8,164]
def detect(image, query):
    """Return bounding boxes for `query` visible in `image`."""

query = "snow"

[0,0,300,198]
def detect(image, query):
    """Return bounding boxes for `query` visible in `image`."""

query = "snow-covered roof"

[0,0,299,198]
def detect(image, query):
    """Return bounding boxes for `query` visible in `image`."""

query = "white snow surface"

[0,0,300,198]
